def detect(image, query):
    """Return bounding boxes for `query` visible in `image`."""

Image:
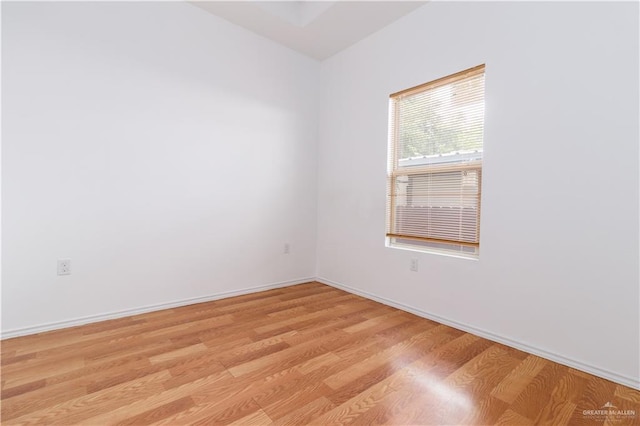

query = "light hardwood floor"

[1,282,639,425]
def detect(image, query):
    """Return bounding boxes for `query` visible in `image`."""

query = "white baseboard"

[1,277,315,340]
[317,276,640,391]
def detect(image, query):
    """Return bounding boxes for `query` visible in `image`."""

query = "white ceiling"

[190,1,427,60]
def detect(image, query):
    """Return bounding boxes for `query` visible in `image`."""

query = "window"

[386,65,485,257]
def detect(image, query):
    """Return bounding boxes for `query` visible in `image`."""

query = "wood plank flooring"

[1,282,639,425]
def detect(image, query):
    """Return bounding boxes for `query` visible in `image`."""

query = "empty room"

[1,0,639,424]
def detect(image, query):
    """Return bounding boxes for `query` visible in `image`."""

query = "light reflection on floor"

[403,362,473,417]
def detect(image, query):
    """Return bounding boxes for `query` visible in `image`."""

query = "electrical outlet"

[58,258,71,275]
[284,243,290,254]
[410,258,418,272]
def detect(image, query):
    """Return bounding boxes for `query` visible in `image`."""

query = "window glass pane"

[397,74,485,162]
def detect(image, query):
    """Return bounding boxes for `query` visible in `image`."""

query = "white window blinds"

[387,65,485,253]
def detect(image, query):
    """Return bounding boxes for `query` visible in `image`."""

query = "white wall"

[2,2,319,334]
[317,2,639,388]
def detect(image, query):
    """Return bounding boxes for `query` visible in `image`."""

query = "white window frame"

[386,65,486,259]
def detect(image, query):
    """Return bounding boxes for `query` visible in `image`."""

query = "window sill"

[386,239,479,261]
